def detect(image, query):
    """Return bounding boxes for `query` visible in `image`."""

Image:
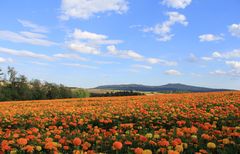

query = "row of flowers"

[0,91,239,153]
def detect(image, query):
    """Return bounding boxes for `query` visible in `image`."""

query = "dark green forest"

[0,67,89,101]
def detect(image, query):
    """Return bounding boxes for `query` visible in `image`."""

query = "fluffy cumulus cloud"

[164,69,181,75]
[229,24,240,37]
[67,29,122,55]
[68,42,101,55]
[212,49,240,59]
[162,0,192,9]
[72,29,122,45]
[107,45,143,60]
[0,30,56,46]
[0,46,53,61]
[143,12,188,41]
[18,19,48,33]
[199,34,223,42]
[226,61,240,70]
[60,0,128,20]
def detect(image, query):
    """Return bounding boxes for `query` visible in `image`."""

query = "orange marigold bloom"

[112,141,123,150]
[17,138,28,146]
[45,142,54,150]
[134,147,144,154]
[23,145,34,153]
[158,139,170,146]
[73,137,82,146]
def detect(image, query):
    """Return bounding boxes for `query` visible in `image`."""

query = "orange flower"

[23,145,34,153]
[45,142,54,150]
[134,147,143,154]
[73,137,82,146]
[17,138,28,146]
[112,141,123,150]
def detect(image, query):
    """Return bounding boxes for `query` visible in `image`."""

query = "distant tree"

[30,79,47,100]
[16,75,31,100]
[59,84,72,98]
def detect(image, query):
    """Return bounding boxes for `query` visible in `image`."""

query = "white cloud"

[0,46,53,61]
[162,0,192,9]
[73,29,107,40]
[107,45,143,60]
[62,63,98,69]
[229,24,240,37]
[72,29,122,45]
[54,53,88,61]
[164,69,181,75]
[210,70,227,75]
[132,64,152,70]
[60,0,128,20]
[18,19,48,33]
[0,30,56,46]
[143,12,188,41]
[107,45,177,66]
[146,58,177,66]
[199,34,223,42]
[212,49,240,59]
[226,61,240,70]
[68,42,101,55]
[20,31,47,38]
[210,69,240,77]
[201,57,213,61]
[0,57,13,63]
[67,29,122,55]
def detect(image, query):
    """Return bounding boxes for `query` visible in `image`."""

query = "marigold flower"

[17,138,28,146]
[134,147,143,154]
[207,142,216,149]
[112,141,123,150]
[35,146,42,151]
[142,149,152,154]
[222,138,230,144]
[73,137,82,146]
[23,145,34,153]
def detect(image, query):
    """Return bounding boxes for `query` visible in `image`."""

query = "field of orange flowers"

[0,91,239,154]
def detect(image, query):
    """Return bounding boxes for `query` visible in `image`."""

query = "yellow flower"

[145,133,153,139]
[207,142,216,149]
[35,146,42,151]
[153,134,160,139]
[222,138,230,144]
[143,149,152,154]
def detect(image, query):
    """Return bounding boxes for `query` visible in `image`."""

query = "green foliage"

[0,66,89,101]
[72,88,90,98]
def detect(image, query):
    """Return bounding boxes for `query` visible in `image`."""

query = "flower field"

[0,91,240,154]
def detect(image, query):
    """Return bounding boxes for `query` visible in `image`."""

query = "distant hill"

[95,83,232,93]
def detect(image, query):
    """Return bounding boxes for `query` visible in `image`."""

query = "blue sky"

[0,0,240,89]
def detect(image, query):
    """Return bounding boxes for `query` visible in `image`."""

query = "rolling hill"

[95,83,232,93]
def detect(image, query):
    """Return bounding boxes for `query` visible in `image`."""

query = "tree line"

[0,67,89,101]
